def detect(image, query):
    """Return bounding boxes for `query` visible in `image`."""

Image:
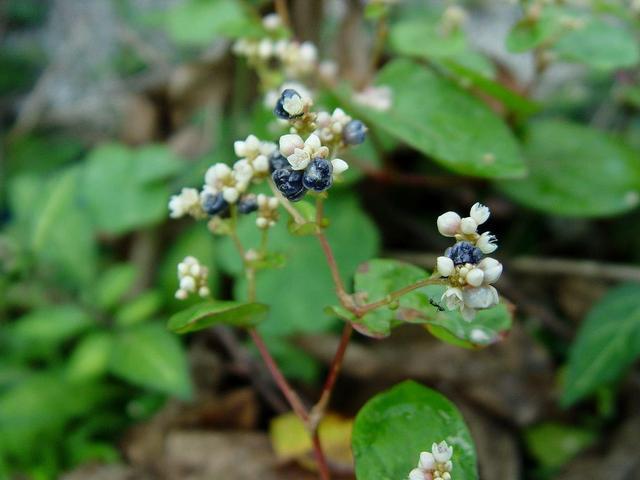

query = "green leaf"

[109,324,192,399]
[506,8,565,53]
[81,143,181,235]
[225,193,380,336]
[115,290,163,327]
[168,300,269,334]
[340,59,525,178]
[561,283,640,407]
[499,120,640,217]
[93,264,137,311]
[525,423,596,470]
[164,0,261,46]
[554,20,639,70]
[352,381,477,480]
[9,305,93,358]
[389,17,466,59]
[351,259,512,345]
[66,331,113,382]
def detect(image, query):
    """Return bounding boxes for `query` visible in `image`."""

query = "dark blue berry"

[269,152,290,173]
[302,158,333,192]
[446,241,484,266]
[237,195,258,214]
[274,89,304,120]
[272,167,307,202]
[202,192,229,216]
[342,119,367,145]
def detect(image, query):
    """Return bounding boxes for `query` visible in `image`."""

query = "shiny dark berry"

[237,195,258,214]
[269,152,290,173]
[445,241,484,266]
[202,192,229,217]
[342,119,367,145]
[302,158,333,192]
[272,167,307,202]
[274,89,303,120]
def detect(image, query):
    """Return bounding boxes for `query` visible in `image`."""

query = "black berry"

[237,195,258,214]
[272,167,307,202]
[274,89,303,120]
[269,152,289,173]
[302,158,333,192]
[202,192,229,217]
[446,241,484,266]
[342,120,367,145]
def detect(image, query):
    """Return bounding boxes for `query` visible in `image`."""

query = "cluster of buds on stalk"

[175,256,210,300]
[435,203,503,321]
[408,441,454,480]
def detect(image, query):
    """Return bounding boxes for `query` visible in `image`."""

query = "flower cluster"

[255,194,279,229]
[169,188,205,219]
[408,441,454,480]
[175,256,210,300]
[270,89,364,201]
[435,203,503,321]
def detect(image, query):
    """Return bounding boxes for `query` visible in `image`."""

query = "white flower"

[354,85,393,111]
[256,194,279,229]
[442,287,464,310]
[331,158,349,177]
[223,187,239,203]
[476,231,498,254]
[478,257,502,284]
[314,108,353,143]
[469,202,490,225]
[462,285,499,310]
[283,92,305,117]
[234,135,276,161]
[437,256,455,277]
[408,469,426,480]
[319,60,338,81]
[176,256,209,300]
[258,38,273,59]
[282,133,328,170]
[437,211,461,237]
[253,155,269,173]
[169,188,203,219]
[459,217,478,235]
[432,441,453,463]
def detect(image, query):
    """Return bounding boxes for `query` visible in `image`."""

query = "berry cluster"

[270,89,364,201]
[408,441,454,480]
[175,256,210,300]
[435,203,503,321]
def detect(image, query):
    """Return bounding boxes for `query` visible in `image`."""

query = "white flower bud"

[283,93,304,117]
[189,264,201,277]
[177,262,189,275]
[460,217,478,235]
[441,472,451,480]
[432,441,453,463]
[213,163,231,178]
[256,217,269,229]
[180,276,196,292]
[279,134,304,157]
[253,155,269,173]
[436,256,455,277]
[262,13,281,31]
[234,140,246,157]
[419,451,435,470]
[304,133,321,150]
[331,158,349,176]
[175,289,188,300]
[470,202,490,224]
[462,285,499,310]
[478,257,502,284]
[223,187,239,203]
[477,231,498,254]
[466,267,485,287]
[198,286,210,297]
[437,211,461,237]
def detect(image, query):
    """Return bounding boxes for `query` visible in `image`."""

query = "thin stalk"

[269,179,306,224]
[275,0,291,29]
[357,277,445,315]
[311,431,331,480]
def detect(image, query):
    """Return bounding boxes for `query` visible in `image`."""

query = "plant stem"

[275,0,291,29]
[358,277,445,315]
[366,11,389,85]
[311,431,331,480]
[269,179,306,224]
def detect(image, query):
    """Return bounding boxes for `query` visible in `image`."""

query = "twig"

[357,277,444,315]
[275,0,291,29]
[311,431,331,480]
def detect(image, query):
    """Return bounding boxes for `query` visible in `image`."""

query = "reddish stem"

[311,431,331,480]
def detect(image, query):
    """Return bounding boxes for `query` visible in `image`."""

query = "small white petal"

[436,256,455,277]
[283,94,304,117]
[462,285,499,310]
[279,134,304,157]
[478,257,502,284]
[477,231,498,254]
[253,155,269,173]
[437,211,461,237]
[175,289,188,300]
[213,163,232,178]
[466,267,484,287]
[198,286,210,298]
[234,140,246,157]
[470,202,490,224]
[256,217,269,229]
[304,133,321,151]
[432,441,453,463]
[419,451,435,470]
[460,217,478,235]
[331,158,349,175]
